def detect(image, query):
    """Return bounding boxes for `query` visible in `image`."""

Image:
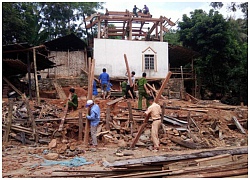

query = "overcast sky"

[100,1,245,29]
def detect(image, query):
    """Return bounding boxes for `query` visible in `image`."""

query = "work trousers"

[126,85,136,99]
[138,91,149,110]
[151,120,161,148]
[90,126,98,146]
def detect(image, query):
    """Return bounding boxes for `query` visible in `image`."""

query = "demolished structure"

[2,9,248,178]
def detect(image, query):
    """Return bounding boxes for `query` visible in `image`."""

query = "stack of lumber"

[47,146,247,178]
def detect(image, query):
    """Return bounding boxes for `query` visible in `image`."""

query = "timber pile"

[2,96,248,150]
[48,146,248,178]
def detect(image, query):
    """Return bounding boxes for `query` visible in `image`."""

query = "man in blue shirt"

[92,80,98,100]
[99,68,110,99]
[106,82,112,99]
[86,100,100,147]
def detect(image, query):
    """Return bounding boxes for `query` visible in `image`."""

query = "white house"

[94,38,169,79]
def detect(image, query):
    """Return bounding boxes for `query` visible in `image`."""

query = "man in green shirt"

[68,88,78,111]
[120,80,127,98]
[138,72,150,110]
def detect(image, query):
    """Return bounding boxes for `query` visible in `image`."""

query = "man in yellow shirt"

[144,96,161,151]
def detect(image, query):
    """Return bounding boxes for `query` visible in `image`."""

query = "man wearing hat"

[144,96,161,151]
[86,100,100,147]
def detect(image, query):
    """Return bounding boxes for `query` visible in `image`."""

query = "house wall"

[41,50,87,78]
[93,38,169,79]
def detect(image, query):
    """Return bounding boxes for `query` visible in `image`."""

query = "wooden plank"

[232,116,246,134]
[104,146,247,167]
[154,71,172,102]
[53,80,67,100]
[127,101,134,135]
[3,99,14,142]
[169,136,198,149]
[124,54,132,87]
[106,106,111,130]
[106,97,124,106]
[58,100,69,131]
[130,115,149,148]
[33,48,40,105]
[79,111,83,141]
[195,154,232,166]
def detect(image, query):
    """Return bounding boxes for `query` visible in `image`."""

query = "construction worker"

[125,71,136,99]
[68,87,78,111]
[138,72,150,110]
[144,96,161,151]
[106,82,113,99]
[120,80,127,98]
[142,5,149,14]
[99,68,110,99]
[86,99,100,147]
[133,5,139,17]
[92,80,98,100]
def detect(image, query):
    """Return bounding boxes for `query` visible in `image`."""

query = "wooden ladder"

[53,80,67,100]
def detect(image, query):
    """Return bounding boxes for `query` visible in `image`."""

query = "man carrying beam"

[125,71,136,99]
[144,96,162,151]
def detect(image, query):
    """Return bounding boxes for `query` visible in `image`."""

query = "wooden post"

[84,58,95,145]
[161,102,166,123]
[160,16,163,42]
[180,66,185,100]
[4,99,14,142]
[27,52,32,99]
[127,101,134,135]
[124,54,132,87]
[154,71,172,103]
[79,111,83,141]
[130,115,149,148]
[97,18,101,38]
[26,99,38,144]
[106,106,111,130]
[33,48,40,105]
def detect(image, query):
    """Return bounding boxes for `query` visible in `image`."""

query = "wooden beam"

[232,116,246,134]
[3,99,14,142]
[130,115,149,148]
[127,101,134,135]
[3,45,45,53]
[58,100,69,131]
[104,146,248,167]
[169,136,198,149]
[106,97,124,106]
[106,106,111,130]
[154,71,172,103]
[146,83,166,99]
[3,76,26,99]
[124,54,132,87]
[33,48,40,105]
[79,111,83,141]
[84,58,95,145]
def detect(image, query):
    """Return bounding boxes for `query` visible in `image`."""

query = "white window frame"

[142,47,157,72]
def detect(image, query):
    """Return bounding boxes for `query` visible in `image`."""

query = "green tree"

[178,9,248,104]
[163,29,181,45]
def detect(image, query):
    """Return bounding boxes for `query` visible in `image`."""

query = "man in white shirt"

[125,71,136,99]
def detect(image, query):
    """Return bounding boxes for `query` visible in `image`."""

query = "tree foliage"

[2,2,103,45]
[178,9,248,104]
